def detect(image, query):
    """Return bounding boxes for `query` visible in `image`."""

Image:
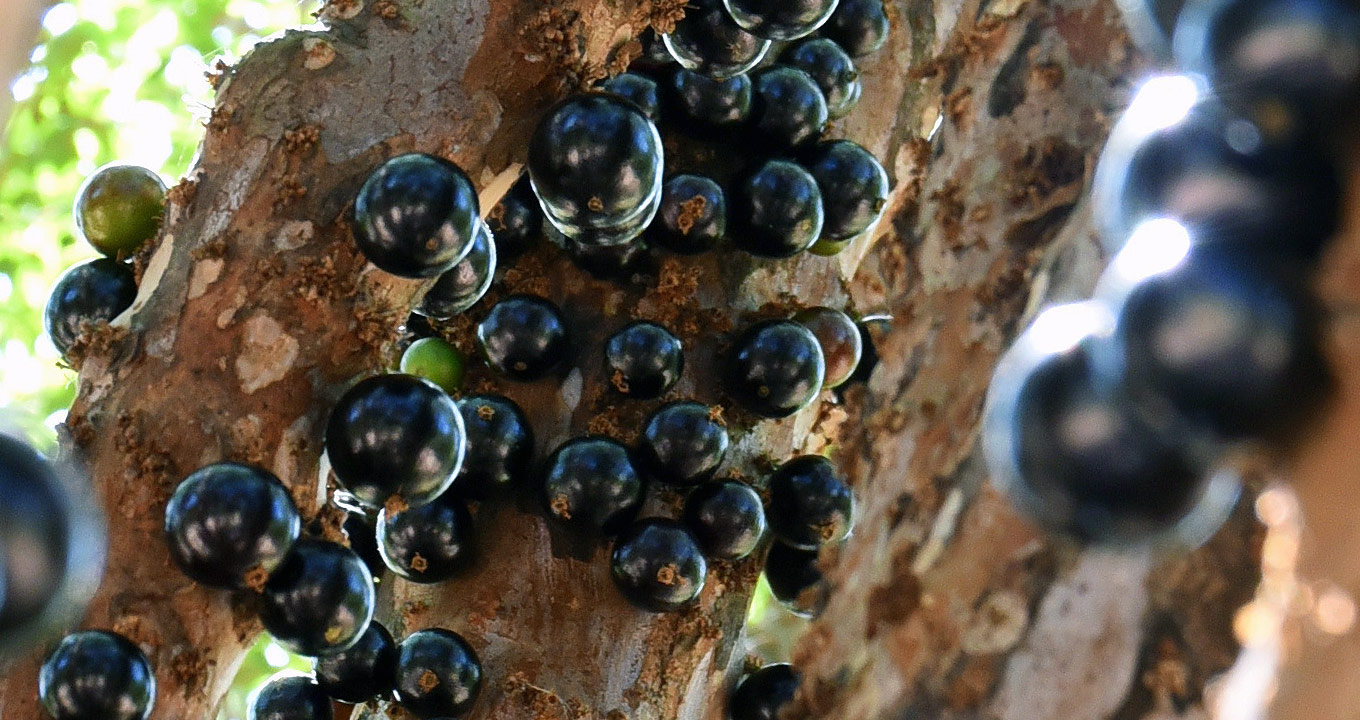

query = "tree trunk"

[0,0,1279,718]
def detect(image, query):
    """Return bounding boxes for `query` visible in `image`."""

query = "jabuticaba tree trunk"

[0,0,1280,718]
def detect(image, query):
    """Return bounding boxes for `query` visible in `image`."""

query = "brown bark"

[0,0,48,137]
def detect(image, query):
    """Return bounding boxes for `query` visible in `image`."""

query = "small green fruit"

[74,164,166,258]
[399,337,464,393]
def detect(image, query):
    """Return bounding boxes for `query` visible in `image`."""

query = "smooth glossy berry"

[781,39,861,118]
[802,140,889,240]
[260,539,376,656]
[751,67,828,150]
[767,455,853,549]
[731,160,825,258]
[477,295,570,380]
[729,663,799,720]
[647,175,726,255]
[763,541,824,616]
[353,153,480,278]
[528,94,663,245]
[683,481,766,559]
[793,307,862,388]
[611,519,707,611]
[663,1,772,79]
[325,374,466,508]
[670,70,754,130]
[565,232,657,280]
[44,258,137,358]
[726,320,826,417]
[163,462,300,589]
[0,435,73,637]
[638,401,729,486]
[604,321,684,399]
[820,0,889,56]
[315,621,397,704]
[453,394,534,499]
[377,492,475,583]
[342,512,386,581]
[39,630,154,720]
[725,0,839,39]
[603,72,663,120]
[249,675,332,720]
[394,628,482,718]
[541,437,645,535]
[486,173,542,261]
[400,337,465,394]
[74,164,165,258]
[415,220,497,319]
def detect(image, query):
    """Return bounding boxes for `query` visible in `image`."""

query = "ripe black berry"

[353,153,480,278]
[801,139,889,240]
[377,492,475,583]
[315,620,397,704]
[683,480,766,559]
[610,518,708,611]
[528,94,663,245]
[44,258,137,358]
[249,675,332,720]
[415,220,497,319]
[763,541,825,616]
[163,462,300,589]
[604,321,684,399]
[0,434,73,638]
[767,455,853,549]
[647,174,727,255]
[477,294,571,380]
[638,401,730,486]
[564,231,657,279]
[486,173,542,261]
[820,0,890,56]
[670,70,754,130]
[663,1,772,79]
[731,160,825,258]
[394,628,483,718]
[729,663,799,720]
[74,164,165,258]
[541,437,645,535]
[603,72,663,120]
[325,374,466,508]
[751,67,828,150]
[260,539,375,656]
[453,394,534,499]
[725,0,838,39]
[726,320,826,417]
[793,306,862,389]
[39,630,155,720]
[781,39,862,118]
[342,512,386,581]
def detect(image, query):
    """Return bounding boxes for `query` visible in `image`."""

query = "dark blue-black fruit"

[638,401,729,486]
[729,663,800,720]
[260,539,375,656]
[631,28,679,72]
[343,512,386,581]
[415,220,496,319]
[315,620,397,704]
[249,675,331,720]
[541,436,645,535]
[0,434,72,637]
[564,231,657,280]
[726,320,826,417]
[44,258,137,358]
[683,480,766,559]
[604,321,684,399]
[751,67,828,150]
[477,295,571,380]
[763,541,825,616]
[453,394,534,499]
[163,462,300,589]
[647,175,727,255]
[820,0,889,56]
[781,39,861,118]
[353,153,480,278]
[767,455,853,549]
[663,1,772,79]
[603,72,663,120]
[670,70,754,130]
[325,374,466,508]
[394,628,483,718]
[725,0,840,40]
[610,518,708,611]
[39,630,155,720]
[486,173,542,261]
[731,160,825,258]
[802,140,889,241]
[377,492,475,583]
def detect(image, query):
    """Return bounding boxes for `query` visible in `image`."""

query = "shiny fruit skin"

[637,401,729,486]
[415,220,497,319]
[731,160,825,258]
[726,320,826,417]
[44,258,137,358]
[767,455,853,549]
[399,337,466,394]
[73,164,165,258]
[781,39,862,118]
[453,394,535,499]
[647,174,727,255]
[260,539,376,656]
[163,462,301,589]
[763,541,824,616]
[315,620,398,704]
[0,434,71,635]
[724,0,840,40]
[793,306,862,388]
[565,233,657,278]
[249,675,332,720]
[801,139,889,240]
[682,480,766,559]
[750,67,829,150]
[39,630,155,720]
[611,518,708,611]
[603,72,663,120]
[603,321,684,399]
[476,295,571,380]
[353,153,480,278]
[394,628,483,718]
[486,173,542,261]
[541,436,645,535]
[670,70,755,130]
[729,663,799,720]
[342,512,386,581]
[663,2,772,79]
[325,374,466,508]
[820,0,889,56]
[377,492,475,583]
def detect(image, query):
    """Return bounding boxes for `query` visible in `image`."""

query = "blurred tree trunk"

[0,0,48,137]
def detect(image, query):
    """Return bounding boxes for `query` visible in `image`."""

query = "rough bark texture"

[0,0,1279,718]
